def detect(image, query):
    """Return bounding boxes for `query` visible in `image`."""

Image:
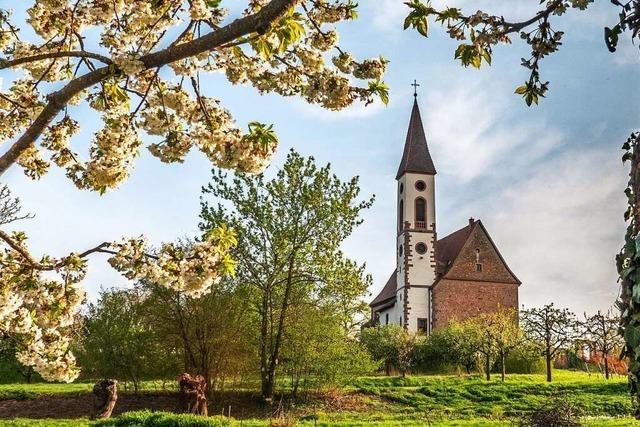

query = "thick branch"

[0,0,298,176]
[500,0,563,35]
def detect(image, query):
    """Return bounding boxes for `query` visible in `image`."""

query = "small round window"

[415,242,427,254]
[398,245,403,257]
[415,180,426,191]
[399,183,404,194]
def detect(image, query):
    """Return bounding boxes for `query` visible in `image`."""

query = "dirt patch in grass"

[0,390,379,421]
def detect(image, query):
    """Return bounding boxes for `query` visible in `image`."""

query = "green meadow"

[0,371,638,426]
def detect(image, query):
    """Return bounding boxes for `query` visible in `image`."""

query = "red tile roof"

[370,272,397,307]
[435,220,476,276]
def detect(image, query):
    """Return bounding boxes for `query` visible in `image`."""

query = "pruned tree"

[465,308,522,381]
[0,0,385,382]
[580,309,624,379]
[521,304,578,382]
[200,150,373,401]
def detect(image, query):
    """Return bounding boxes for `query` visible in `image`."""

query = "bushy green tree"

[281,305,375,395]
[137,280,255,393]
[200,150,373,401]
[78,288,176,390]
[415,321,480,374]
[360,324,421,376]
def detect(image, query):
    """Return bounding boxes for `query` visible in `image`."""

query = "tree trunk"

[260,287,271,401]
[500,352,506,382]
[91,379,118,419]
[545,348,552,382]
[262,253,297,402]
[604,353,610,379]
[178,373,208,416]
[485,354,491,381]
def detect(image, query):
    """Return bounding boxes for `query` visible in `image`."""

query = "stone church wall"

[431,280,518,330]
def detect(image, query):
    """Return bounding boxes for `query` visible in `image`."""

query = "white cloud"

[291,97,387,121]
[423,78,563,182]
[476,145,627,314]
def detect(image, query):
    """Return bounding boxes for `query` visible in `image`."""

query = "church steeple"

[396,98,436,179]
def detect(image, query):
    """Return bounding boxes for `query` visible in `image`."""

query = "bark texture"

[178,373,208,416]
[91,379,118,419]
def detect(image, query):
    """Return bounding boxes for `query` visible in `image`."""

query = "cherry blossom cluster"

[0,0,387,188]
[107,226,237,297]
[0,224,236,381]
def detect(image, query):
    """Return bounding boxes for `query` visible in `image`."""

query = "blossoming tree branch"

[0,0,387,383]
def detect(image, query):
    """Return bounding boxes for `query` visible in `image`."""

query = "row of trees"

[361,305,623,382]
[75,280,374,396]
[1,151,377,400]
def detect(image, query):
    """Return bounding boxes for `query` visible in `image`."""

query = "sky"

[1,1,639,315]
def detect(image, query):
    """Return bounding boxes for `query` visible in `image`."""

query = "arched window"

[415,197,426,228]
[398,200,404,231]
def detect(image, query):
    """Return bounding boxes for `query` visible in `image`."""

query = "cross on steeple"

[411,79,420,98]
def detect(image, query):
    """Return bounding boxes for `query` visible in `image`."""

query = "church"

[369,95,521,334]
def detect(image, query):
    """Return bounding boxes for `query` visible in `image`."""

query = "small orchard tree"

[0,0,386,382]
[521,304,578,382]
[200,150,373,401]
[465,308,522,381]
[580,309,624,379]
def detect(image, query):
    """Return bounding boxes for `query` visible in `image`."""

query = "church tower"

[395,96,437,333]
[369,89,520,333]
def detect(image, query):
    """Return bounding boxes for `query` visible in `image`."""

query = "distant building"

[369,96,521,333]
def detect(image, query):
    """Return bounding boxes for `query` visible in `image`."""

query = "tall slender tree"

[200,150,373,401]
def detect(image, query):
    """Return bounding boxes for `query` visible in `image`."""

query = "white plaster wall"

[377,306,396,326]
[406,287,430,332]
[396,172,437,333]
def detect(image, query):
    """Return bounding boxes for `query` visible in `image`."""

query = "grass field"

[0,370,638,426]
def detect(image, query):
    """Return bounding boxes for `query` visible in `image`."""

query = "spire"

[396,97,436,179]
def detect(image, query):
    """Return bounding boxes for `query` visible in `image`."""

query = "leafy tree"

[200,150,372,401]
[0,0,385,382]
[137,279,255,394]
[521,304,578,382]
[580,309,624,379]
[465,308,522,381]
[415,321,479,374]
[281,305,375,395]
[360,324,420,377]
[79,288,175,391]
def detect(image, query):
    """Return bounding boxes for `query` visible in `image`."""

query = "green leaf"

[625,325,640,350]
[514,85,528,95]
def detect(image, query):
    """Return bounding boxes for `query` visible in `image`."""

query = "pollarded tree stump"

[91,379,118,419]
[178,373,208,416]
